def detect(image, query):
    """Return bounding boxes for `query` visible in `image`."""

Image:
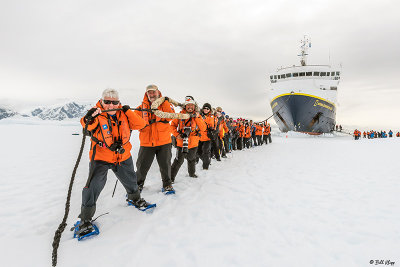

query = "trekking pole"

[112,180,118,198]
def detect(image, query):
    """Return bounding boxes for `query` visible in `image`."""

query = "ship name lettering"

[313,100,333,111]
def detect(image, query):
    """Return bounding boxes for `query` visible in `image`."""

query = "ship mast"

[298,36,311,66]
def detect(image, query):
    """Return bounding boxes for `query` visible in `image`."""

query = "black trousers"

[263,135,268,144]
[268,134,272,143]
[232,137,237,150]
[252,135,257,146]
[210,137,221,160]
[136,143,172,188]
[197,140,212,169]
[243,137,250,149]
[237,137,243,150]
[171,146,198,182]
[223,135,231,153]
[80,157,140,221]
[218,138,226,156]
[257,135,262,146]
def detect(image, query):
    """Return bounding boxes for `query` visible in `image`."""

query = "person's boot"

[76,220,95,237]
[162,185,175,195]
[127,197,155,210]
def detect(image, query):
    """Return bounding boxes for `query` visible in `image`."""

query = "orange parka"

[80,100,147,163]
[134,92,175,147]
[264,124,271,135]
[170,110,207,149]
[238,123,245,138]
[255,125,263,136]
[199,113,215,142]
[217,118,229,139]
[244,125,251,138]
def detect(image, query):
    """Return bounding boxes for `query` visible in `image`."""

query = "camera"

[109,140,125,154]
[181,127,191,153]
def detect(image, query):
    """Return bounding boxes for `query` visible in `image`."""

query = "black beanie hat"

[202,103,212,110]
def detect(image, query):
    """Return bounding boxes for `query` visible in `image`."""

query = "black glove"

[122,105,130,113]
[84,108,97,123]
[164,97,169,101]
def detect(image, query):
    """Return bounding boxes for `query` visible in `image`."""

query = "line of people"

[354,129,398,140]
[74,86,272,237]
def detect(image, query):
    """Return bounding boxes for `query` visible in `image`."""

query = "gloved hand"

[84,108,97,123]
[122,105,130,113]
[164,97,169,101]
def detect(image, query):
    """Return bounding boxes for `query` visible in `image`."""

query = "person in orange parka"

[255,123,263,146]
[263,122,271,144]
[244,121,251,149]
[216,107,229,158]
[197,103,216,170]
[353,129,360,140]
[363,131,366,138]
[170,96,206,181]
[237,120,245,150]
[134,84,175,193]
[76,88,153,237]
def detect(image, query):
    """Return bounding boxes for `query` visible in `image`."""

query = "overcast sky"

[1,0,399,128]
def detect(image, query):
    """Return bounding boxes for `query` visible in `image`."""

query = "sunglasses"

[103,100,120,105]
[203,107,210,110]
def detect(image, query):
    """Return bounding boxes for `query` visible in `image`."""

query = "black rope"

[51,122,90,266]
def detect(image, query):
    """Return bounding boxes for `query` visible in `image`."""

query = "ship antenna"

[298,35,311,66]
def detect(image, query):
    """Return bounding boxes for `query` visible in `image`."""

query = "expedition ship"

[268,37,341,134]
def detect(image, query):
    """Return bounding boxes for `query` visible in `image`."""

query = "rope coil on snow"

[52,122,89,267]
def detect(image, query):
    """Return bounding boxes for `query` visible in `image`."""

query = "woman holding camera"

[170,96,206,182]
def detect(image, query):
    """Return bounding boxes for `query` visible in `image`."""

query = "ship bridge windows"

[293,72,299,77]
[306,72,312,76]
[313,72,320,76]
[274,75,277,79]
[331,72,335,76]
[336,71,340,76]
[299,72,305,76]
[327,72,330,76]
[320,72,326,76]
[286,73,292,77]
[280,74,285,79]
[270,75,273,80]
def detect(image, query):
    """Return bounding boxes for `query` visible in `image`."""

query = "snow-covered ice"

[0,121,399,267]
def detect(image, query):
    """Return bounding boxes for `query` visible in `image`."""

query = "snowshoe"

[72,220,99,241]
[127,198,156,212]
[162,185,175,195]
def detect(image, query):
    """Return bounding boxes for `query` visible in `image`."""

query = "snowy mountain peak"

[0,107,18,120]
[31,102,91,121]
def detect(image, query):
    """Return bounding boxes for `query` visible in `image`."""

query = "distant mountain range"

[0,107,19,120]
[0,102,92,121]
